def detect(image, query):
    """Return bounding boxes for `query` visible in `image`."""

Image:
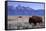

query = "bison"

[29,16,42,25]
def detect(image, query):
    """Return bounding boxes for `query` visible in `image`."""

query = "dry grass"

[7,16,45,30]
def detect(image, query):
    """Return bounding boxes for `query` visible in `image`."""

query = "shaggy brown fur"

[29,16,42,25]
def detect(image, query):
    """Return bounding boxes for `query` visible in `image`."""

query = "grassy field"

[7,16,45,30]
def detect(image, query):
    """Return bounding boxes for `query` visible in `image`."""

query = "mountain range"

[8,5,45,16]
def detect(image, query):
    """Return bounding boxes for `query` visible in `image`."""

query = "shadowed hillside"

[8,5,44,16]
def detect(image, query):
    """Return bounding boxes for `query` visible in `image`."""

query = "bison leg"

[33,22,37,26]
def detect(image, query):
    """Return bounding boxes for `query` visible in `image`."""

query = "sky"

[8,2,44,10]
[7,2,45,16]
[7,0,16,1]
[7,0,45,2]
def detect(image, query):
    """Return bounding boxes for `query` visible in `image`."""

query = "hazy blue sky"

[7,2,45,16]
[7,0,16,1]
[8,2,44,10]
